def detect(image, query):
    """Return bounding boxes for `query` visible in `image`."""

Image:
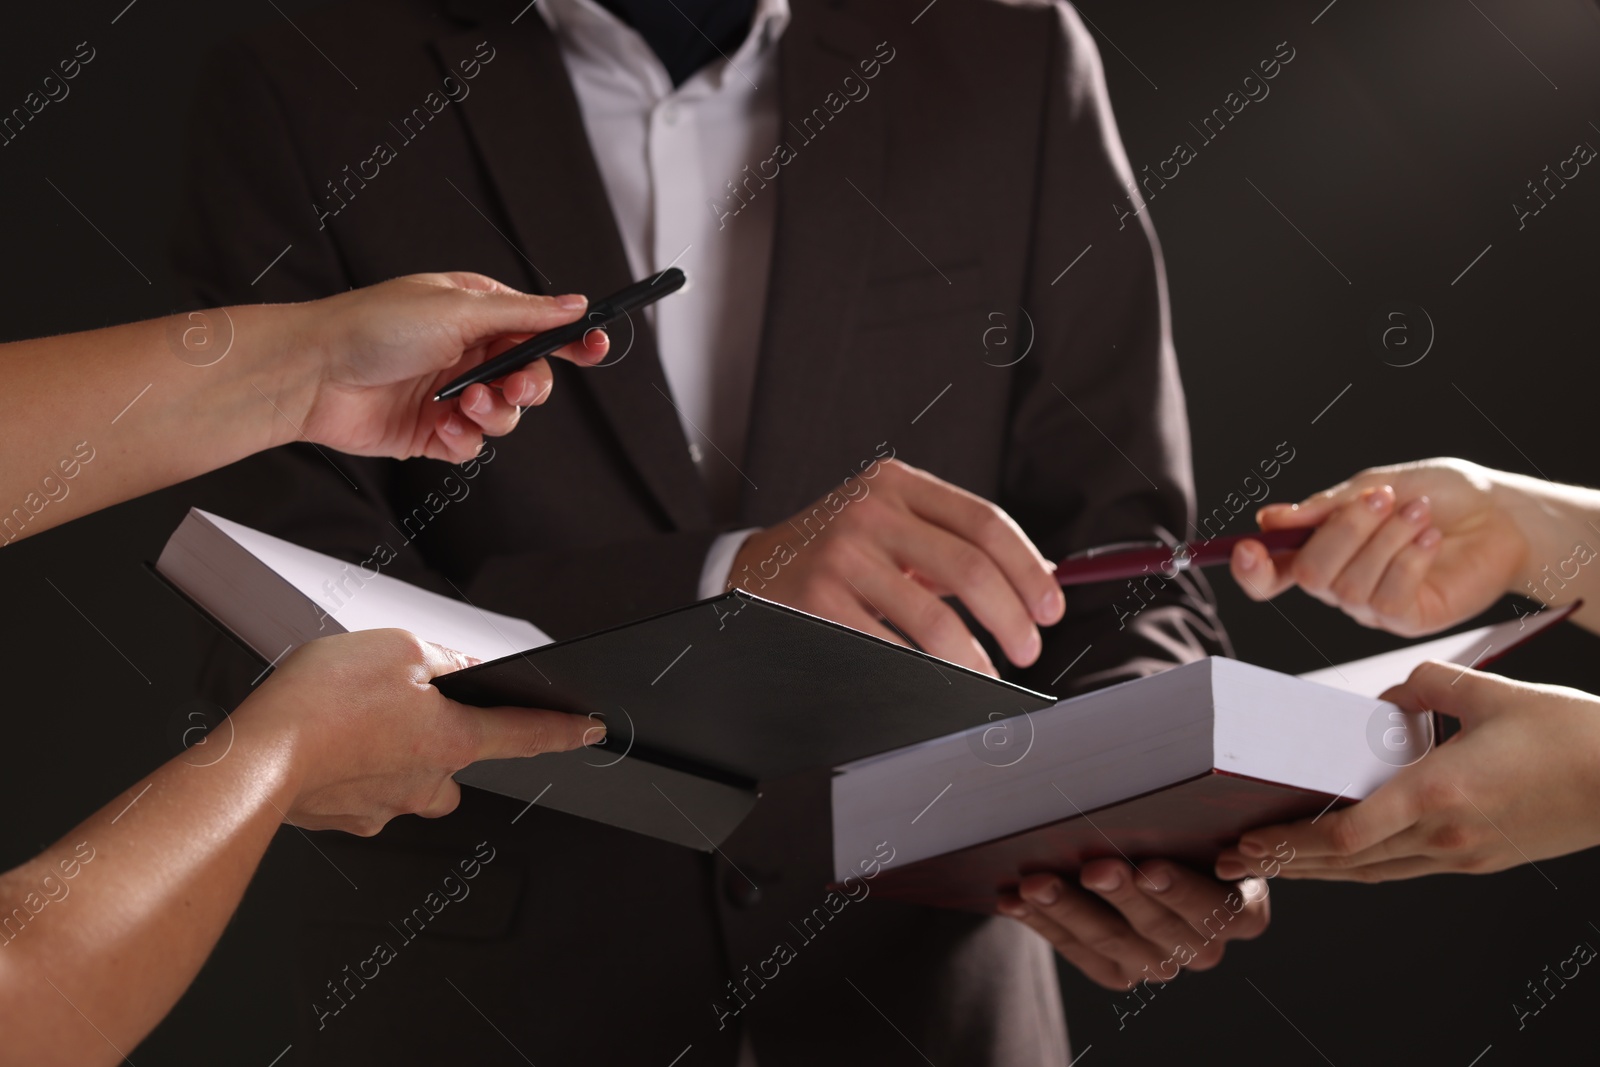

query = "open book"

[155,509,1053,851]
[833,606,1573,910]
[154,508,553,663]
[157,509,1574,897]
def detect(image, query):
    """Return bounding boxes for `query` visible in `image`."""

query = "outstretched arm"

[1217,661,1600,883]
[0,270,608,1058]
[1230,458,1600,636]
[0,630,602,1067]
[0,271,604,546]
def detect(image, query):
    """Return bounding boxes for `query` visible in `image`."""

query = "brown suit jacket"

[173,1,1227,1063]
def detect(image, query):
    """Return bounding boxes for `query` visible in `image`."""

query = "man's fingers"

[999,894,1129,989]
[1016,873,1165,976]
[849,560,996,676]
[885,513,1041,667]
[1079,860,1226,967]
[469,706,605,761]
[1127,861,1269,957]
[891,463,1063,626]
[824,595,915,649]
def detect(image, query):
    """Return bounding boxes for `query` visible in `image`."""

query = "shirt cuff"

[699,528,760,599]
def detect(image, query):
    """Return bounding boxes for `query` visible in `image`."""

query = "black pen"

[434,267,688,402]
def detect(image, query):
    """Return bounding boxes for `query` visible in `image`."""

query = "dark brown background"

[2,1,1598,1062]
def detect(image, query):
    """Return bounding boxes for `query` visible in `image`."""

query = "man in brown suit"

[174,1,1265,1062]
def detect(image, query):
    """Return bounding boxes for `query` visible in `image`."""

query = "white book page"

[1214,658,1421,800]
[1297,605,1573,697]
[199,510,552,662]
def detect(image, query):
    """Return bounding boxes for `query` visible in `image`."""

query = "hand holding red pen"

[1227,459,1529,636]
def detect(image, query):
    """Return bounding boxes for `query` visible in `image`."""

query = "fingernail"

[1235,544,1258,572]
[1215,860,1248,880]
[1238,839,1267,858]
[582,724,608,747]
[999,899,1029,918]
[1040,586,1064,620]
[1402,496,1430,523]
[1365,486,1394,512]
[1082,867,1122,893]
[441,414,464,436]
[1417,527,1442,549]
[557,293,587,310]
[1141,866,1172,892]
[1022,628,1042,662]
[466,389,491,416]
[1024,878,1062,906]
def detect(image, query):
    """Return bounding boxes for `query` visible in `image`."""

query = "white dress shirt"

[536,6,786,1062]
[540,0,787,598]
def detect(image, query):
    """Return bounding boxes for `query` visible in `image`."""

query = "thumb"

[451,290,593,356]
[466,705,607,761]
[1378,660,1512,726]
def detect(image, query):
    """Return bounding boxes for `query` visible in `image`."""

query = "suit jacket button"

[723,868,762,909]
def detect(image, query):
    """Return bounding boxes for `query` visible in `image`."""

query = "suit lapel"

[738,4,890,522]
[435,17,712,531]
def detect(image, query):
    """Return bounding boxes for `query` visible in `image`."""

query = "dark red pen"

[1054,527,1313,586]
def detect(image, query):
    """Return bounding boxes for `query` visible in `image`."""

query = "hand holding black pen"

[434,268,688,402]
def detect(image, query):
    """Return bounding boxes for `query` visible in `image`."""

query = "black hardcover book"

[154,508,1053,848]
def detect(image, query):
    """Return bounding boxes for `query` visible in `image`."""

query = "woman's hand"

[287,272,610,463]
[1228,458,1528,636]
[1216,661,1600,883]
[238,628,603,835]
